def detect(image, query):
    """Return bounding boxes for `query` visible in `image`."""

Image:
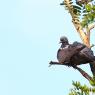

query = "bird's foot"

[72,65,78,69]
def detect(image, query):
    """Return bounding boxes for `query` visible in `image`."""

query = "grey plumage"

[57,37,86,65]
[50,36,95,76]
[57,37,95,69]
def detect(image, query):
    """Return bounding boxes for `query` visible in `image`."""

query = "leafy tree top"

[60,0,95,28]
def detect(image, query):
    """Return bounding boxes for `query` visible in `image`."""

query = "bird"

[49,36,95,76]
[57,36,95,75]
[57,36,86,65]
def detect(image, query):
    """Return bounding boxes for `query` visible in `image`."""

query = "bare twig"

[88,23,95,31]
[74,66,92,81]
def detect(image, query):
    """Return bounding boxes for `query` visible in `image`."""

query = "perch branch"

[74,66,92,81]
[49,61,92,81]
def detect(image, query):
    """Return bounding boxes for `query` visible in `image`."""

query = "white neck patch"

[60,45,69,50]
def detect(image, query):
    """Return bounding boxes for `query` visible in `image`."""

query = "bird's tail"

[89,62,95,76]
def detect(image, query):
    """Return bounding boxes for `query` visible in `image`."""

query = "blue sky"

[0,0,95,95]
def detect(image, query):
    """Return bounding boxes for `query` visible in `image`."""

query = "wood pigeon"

[57,36,86,65]
[50,36,95,75]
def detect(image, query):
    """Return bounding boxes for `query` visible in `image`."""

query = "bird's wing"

[80,47,95,61]
[79,47,95,76]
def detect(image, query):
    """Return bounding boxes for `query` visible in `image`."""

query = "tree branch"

[64,0,90,47]
[49,61,93,81]
[74,66,92,81]
[88,23,95,31]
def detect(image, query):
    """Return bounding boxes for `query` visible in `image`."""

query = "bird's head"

[59,36,69,44]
